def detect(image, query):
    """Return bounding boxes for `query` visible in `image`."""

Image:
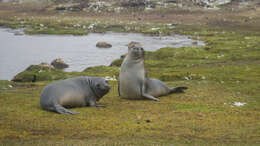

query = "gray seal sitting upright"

[40,76,110,114]
[119,42,187,101]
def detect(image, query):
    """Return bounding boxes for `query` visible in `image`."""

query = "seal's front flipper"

[141,83,159,101]
[170,86,188,93]
[142,93,159,101]
[54,104,79,115]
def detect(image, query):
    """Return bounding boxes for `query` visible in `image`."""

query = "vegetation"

[0,1,260,145]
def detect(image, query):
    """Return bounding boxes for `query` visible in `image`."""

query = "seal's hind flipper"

[170,86,188,93]
[54,104,79,115]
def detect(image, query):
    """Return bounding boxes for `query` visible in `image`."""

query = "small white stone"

[217,54,224,59]
[234,102,247,107]
[105,76,117,81]
[151,28,160,31]
[88,24,95,29]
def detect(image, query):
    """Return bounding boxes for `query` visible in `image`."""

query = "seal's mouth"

[102,86,110,92]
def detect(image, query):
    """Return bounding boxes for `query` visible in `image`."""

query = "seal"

[40,76,110,114]
[119,42,187,101]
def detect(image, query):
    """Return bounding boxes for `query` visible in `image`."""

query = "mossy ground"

[0,3,260,145]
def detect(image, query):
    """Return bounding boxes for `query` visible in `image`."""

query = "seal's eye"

[140,48,144,51]
[96,84,101,89]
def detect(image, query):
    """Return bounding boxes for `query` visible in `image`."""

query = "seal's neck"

[127,53,144,64]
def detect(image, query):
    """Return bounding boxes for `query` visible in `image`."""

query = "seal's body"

[40,76,110,114]
[119,42,187,101]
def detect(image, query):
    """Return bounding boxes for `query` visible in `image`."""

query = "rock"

[25,63,52,72]
[96,41,112,48]
[51,58,69,69]
[11,63,56,82]
[39,62,53,68]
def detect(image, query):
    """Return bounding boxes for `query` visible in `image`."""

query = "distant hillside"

[0,0,258,11]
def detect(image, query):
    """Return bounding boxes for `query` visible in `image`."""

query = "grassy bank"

[1,25,260,145]
[0,2,260,145]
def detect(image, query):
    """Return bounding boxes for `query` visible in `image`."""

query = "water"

[0,28,204,80]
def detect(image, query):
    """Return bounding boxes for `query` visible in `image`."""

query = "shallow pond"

[0,28,204,80]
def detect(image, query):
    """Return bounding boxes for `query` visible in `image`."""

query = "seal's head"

[93,77,111,101]
[128,41,144,60]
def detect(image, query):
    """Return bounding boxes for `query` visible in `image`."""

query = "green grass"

[0,17,178,35]
[0,80,259,145]
[1,18,260,145]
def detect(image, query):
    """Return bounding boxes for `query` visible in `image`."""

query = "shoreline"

[0,27,204,81]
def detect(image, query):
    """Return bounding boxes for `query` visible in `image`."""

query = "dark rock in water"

[51,58,69,69]
[96,41,112,48]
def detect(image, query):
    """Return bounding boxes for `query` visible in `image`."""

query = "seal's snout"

[104,80,111,90]
[131,46,144,58]
[103,84,111,91]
